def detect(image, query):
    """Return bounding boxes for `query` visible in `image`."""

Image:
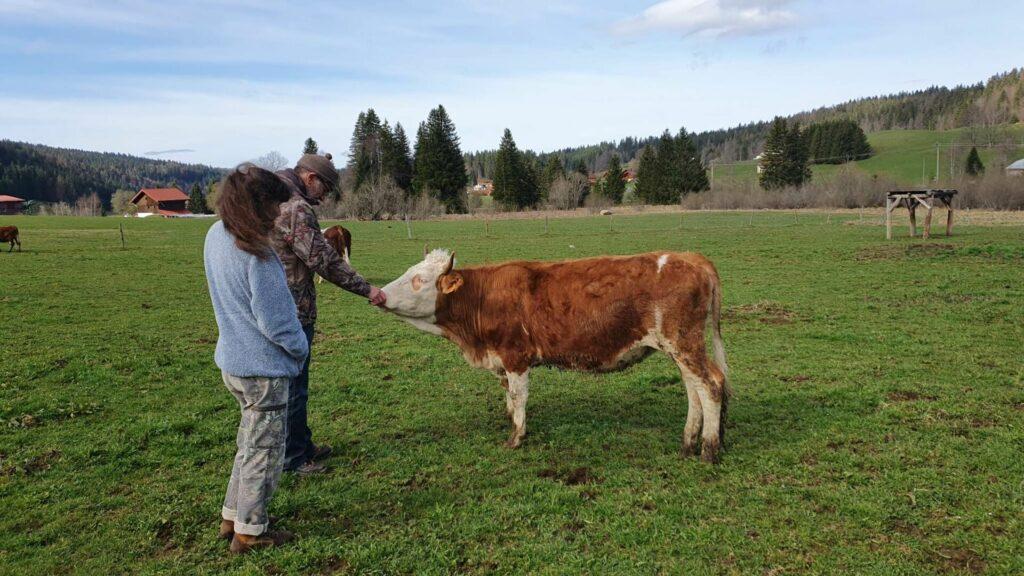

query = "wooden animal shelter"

[885,189,957,240]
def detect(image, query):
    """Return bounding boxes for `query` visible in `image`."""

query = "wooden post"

[923,200,933,239]
[885,197,893,240]
[946,201,954,236]
[544,215,549,235]
[908,199,917,237]
[119,222,126,249]
[405,214,412,239]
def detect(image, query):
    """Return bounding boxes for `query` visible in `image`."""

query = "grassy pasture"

[1,212,1023,575]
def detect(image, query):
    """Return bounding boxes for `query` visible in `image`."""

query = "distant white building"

[755,153,765,174]
[1007,158,1024,176]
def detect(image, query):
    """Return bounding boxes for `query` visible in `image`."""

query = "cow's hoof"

[700,440,721,464]
[681,442,700,458]
[505,435,524,449]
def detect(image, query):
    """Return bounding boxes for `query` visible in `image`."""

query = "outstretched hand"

[368,286,387,307]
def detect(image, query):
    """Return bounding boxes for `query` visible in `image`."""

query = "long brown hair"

[216,164,291,258]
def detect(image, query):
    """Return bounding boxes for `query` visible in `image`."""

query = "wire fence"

[364,207,990,246]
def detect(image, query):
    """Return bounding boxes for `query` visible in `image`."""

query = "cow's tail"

[708,270,730,444]
[710,276,728,383]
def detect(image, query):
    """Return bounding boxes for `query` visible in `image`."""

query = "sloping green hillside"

[713,124,1024,186]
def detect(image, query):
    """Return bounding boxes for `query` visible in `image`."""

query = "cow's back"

[439,252,717,372]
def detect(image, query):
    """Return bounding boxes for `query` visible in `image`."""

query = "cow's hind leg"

[500,376,513,421]
[505,371,529,449]
[675,358,704,457]
[677,356,725,463]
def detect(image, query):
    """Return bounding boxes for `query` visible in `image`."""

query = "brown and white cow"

[380,249,730,462]
[0,226,20,252]
[317,225,352,284]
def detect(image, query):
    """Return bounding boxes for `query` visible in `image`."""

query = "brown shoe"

[310,444,333,462]
[229,530,293,554]
[294,460,328,476]
[218,519,234,540]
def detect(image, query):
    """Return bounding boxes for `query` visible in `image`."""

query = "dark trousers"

[284,324,315,470]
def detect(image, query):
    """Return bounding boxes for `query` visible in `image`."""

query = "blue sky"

[1,0,1022,167]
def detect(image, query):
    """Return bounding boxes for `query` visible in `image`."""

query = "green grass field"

[713,124,1024,186]
[2,212,1023,575]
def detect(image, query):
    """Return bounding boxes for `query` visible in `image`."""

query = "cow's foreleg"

[505,371,529,449]
[676,360,704,457]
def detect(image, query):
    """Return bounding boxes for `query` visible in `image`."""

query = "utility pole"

[935,143,940,183]
[709,160,715,191]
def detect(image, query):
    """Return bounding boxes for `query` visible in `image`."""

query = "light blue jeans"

[220,372,289,536]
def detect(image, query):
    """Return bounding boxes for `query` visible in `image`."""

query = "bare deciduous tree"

[74,193,102,216]
[546,173,588,210]
[251,151,289,171]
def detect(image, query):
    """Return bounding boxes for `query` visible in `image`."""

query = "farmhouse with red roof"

[131,188,190,217]
[0,194,25,215]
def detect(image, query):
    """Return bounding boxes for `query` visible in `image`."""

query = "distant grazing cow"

[0,226,20,252]
[380,249,730,462]
[315,226,352,284]
[317,225,352,284]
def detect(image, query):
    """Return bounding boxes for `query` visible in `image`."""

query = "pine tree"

[522,159,541,209]
[603,154,626,204]
[653,130,681,203]
[303,138,318,155]
[965,146,985,176]
[412,105,468,213]
[541,155,566,199]
[188,182,208,214]
[634,145,658,203]
[784,121,811,187]
[574,159,589,178]
[759,117,789,190]
[391,123,414,192]
[492,129,539,210]
[676,128,709,194]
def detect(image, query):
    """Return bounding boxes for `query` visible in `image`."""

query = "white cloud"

[614,0,797,38]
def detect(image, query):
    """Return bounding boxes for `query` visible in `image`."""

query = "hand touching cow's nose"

[368,286,388,307]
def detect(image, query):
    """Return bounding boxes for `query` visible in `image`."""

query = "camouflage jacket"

[271,169,371,326]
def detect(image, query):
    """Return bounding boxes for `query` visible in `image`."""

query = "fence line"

[393,209,906,242]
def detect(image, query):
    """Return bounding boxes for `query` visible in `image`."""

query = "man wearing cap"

[271,153,387,475]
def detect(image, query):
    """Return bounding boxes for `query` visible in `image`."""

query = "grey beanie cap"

[296,153,339,189]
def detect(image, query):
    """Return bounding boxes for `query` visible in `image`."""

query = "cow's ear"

[440,272,464,294]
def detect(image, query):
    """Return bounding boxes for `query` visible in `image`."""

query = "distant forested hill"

[0,140,225,207]
[466,68,1024,178]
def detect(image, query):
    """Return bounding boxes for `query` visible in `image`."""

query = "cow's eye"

[411,274,424,291]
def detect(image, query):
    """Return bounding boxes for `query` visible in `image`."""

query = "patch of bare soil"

[930,548,986,574]
[538,466,599,486]
[887,391,937,402]
[856,243,955,261]
[725,301,797,324]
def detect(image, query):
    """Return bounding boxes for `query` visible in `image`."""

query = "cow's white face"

[381,249,459,320]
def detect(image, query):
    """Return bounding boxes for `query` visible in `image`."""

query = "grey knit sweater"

[204,221,308,377]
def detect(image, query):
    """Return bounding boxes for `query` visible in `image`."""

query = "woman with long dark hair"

[203,165,308,554]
